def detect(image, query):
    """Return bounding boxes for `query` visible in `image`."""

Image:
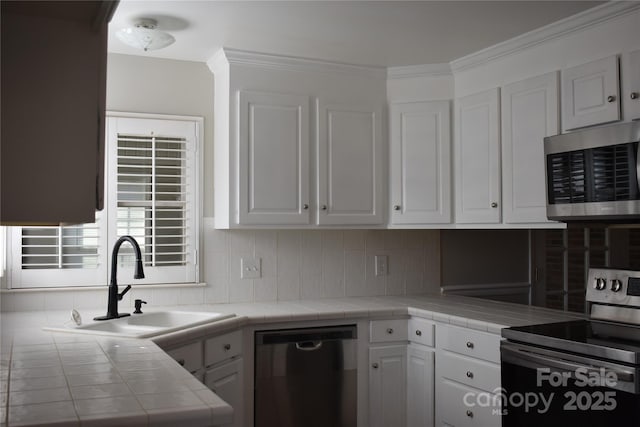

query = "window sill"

[2,282,206,293]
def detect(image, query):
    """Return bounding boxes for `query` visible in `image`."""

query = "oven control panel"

[587,268,640,308]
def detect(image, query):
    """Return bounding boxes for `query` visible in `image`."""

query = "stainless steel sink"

[44,311,235,338]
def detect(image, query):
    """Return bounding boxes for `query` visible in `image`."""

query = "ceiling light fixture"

[115,18,175,51]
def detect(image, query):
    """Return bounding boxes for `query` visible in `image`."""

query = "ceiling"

[108,1,603,67]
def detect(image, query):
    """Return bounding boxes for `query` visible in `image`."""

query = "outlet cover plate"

[375,255,388,276]
[241,257,261,279]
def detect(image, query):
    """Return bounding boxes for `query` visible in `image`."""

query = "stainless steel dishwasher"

[254,325,357,427]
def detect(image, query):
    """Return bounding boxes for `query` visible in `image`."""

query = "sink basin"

[44,311,235,338]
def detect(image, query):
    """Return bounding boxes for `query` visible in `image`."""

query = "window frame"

[7,112,203,289]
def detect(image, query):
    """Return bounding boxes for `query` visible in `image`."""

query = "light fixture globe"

[116,18,175,51]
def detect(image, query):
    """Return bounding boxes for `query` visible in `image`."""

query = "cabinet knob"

[466,410,474,418]
[415,330,422,337]
[223,344,231,351]
[303,204,309,210]
[386,328,394,334]
[631,92,639,100]
[177,358,186,366]
[321,205,327,211]
[466,371,474,378]
[393,205,401,211]
[466,341,474,349]
[607,95,616,103]
[372,363,379,369]
[490,202,498,208]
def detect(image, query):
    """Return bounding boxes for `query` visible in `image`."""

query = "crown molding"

[387,63,452,79]
[209,47,387,79]
[450,2,640,73]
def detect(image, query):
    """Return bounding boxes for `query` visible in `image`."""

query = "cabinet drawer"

[408,318,435,347]
[438,325,501,363]
[439,379,501,427]
[370,319,408,343]
[205,330,242,367]
[439,351,500,393]
[166,341,203,374]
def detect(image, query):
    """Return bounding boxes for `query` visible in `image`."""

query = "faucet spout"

[94,236,145,321]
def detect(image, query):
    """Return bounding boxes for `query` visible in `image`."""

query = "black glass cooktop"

[502,320,640,364]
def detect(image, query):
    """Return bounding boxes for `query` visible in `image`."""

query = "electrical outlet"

[375,255,388,277]
[241,257,261,279]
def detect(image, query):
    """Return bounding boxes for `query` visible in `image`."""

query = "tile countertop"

[0,293,584,426]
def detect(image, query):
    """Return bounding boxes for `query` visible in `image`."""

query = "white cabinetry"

[562,55,620,131]
[454,88,501,224]
[623,49,640,121]
[204,330,244,427]
[435,325,502,427]
[318,102,383,225]
[210,49,387,228]
[501,72,559,224]
[238,91,310,225]
[389,101,451,225]
[407,318,436,427]
[370,345,408,427]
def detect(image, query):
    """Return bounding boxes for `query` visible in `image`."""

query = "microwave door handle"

[636,142,640,193]
[501,344,635,391]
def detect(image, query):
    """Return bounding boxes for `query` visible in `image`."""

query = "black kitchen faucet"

[94,236,145,321]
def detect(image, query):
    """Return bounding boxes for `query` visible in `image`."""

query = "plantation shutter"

[107,117,198,284]
[10,211,107,287]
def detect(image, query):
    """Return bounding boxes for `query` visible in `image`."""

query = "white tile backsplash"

[0,221,441,310]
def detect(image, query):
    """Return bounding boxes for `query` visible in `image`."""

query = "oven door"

[501,341,640,426]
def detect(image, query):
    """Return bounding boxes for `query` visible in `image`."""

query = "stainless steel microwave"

[544,121,640,221]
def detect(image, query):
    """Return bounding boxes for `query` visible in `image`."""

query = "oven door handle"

[502,342,637,394]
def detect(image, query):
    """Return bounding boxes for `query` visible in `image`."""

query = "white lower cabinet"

[369,345,408,427]
[435,325,502,427]
[407,344,435,427]
[205,358,244,427]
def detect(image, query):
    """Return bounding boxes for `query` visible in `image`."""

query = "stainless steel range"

[501,268,640,426]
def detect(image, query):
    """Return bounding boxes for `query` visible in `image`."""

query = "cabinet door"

[407,344,435,427]
[238,91,310,225]
[390,101,451,225]
[204,358,244,427]
[623,49,640,121]
[318,102,383,225]
[501,72,559,224]
[454,88,501,224]
[562,55,620,131]
[370,345,407,427]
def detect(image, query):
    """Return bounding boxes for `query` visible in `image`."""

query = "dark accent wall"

[441,230,529,286]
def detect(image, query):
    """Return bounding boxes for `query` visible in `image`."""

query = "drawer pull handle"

[466,371,474,378]
[466,341,474,349]
[466,410,473,418]
[607,95,616,103]
[386,328,394,334]
[372,363,379,369]
[631,92,639,100]
[415,330,422,336]
[223,344,231,351]
[177,358,186,366]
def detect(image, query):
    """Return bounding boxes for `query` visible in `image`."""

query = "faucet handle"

[118,285,132,300]
[134,299,147,314]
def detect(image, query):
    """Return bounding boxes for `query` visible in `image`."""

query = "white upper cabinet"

[317,102,384,225]
[389,101,451,225]
[562,55,620,131]
[238,91,310,225]
[455,88,501,224]
[501,72,559,224]
[622,49,640,121]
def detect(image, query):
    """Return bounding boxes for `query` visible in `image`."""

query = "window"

[8,114,201,288]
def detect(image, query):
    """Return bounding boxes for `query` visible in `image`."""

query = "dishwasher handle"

[295,340,323,351]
